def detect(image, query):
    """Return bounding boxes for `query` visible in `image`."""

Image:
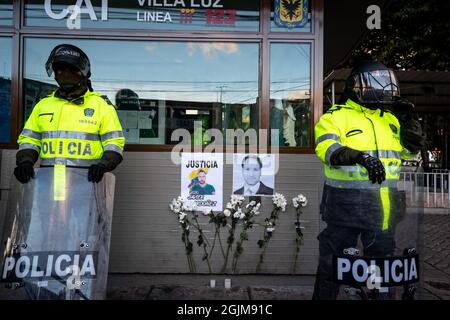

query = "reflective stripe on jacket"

[18,90,125,167]
[314,99,416,231]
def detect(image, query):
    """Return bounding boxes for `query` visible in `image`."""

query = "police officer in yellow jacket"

[312,60,425,299]
[14,44,125,183]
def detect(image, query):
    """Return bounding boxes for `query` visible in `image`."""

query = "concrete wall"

[0,149,324,275]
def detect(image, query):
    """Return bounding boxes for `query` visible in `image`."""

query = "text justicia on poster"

[186,160,219,168]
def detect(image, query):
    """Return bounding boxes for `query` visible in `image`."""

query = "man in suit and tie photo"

[233,155,274,196]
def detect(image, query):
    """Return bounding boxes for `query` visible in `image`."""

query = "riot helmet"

[344,60,400,109]
[46,44,91,78]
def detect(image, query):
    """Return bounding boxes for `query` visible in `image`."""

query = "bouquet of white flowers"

[256,193,287,273]
[231,200,261,273]
[292,194,308,272]
[169,197,196,272]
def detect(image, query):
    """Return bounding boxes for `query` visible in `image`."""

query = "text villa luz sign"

[44,0,236,25]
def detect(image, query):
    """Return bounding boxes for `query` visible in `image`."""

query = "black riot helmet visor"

[345,61,400,108]
[45,44,91,78]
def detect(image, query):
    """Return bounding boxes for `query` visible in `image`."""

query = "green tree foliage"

[352,0,450,71]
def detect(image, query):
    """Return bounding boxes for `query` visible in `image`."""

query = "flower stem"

[221,222,236,273]
[191,214,212,273]
[256,240,268,273]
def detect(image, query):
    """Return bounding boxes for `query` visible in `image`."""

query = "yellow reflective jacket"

[314,99,417,230]
[18,90,125,167]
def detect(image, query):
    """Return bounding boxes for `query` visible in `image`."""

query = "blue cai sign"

[274,0,309,29]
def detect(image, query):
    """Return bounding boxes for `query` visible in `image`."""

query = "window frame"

[0,0,324,154]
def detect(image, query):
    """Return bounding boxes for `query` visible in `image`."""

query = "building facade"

[0,0,324,275]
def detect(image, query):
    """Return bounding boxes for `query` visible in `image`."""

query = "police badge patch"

[84,108,95,117]
[274,0,309,29]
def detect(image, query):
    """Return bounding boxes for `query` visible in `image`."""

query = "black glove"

[400,118,426,153]
[391,98,416,121]
[88,163,108,183]
[391,98,426,153]
[14,149,39,184]
[87,151,123,183]
[356,153,386,184]
[14,161,35,184]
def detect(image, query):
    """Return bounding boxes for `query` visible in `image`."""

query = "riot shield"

[321,171,424,300]
[0,167,115,300]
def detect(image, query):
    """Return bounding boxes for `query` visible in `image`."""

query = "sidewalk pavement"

[1,215,448,300]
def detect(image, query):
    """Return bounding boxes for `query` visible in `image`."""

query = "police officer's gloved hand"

[14,148,39,184]
[391,97,416,121]
[391,98,426,153]
[88,151,123,183]
[88,163,107,183]
[356,153,386,184]
[14,161,35,184]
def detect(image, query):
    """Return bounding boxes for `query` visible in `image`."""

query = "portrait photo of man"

[233,155,274,196]
[189,169,216,195]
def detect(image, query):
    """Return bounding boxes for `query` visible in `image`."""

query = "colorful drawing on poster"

[181,153,223,211]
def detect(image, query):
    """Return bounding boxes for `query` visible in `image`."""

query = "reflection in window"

[24,0,260,32]
[0,0,13,26]
[24,39,259,145]
[270,0,311,33]
[270,43,311,147]
[0,37,12,143]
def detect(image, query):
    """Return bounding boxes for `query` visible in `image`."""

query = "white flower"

[273,193,287,211]
[266,227,275,233]
[246,200,257,208]
[203,208,213,216]
[223,209,231,217]
[252,209,260,216]
[239,213,246,220]
[178,212,187,223]
[191,203,198,211]
[170,197,184,214]
[230,195,245,205]
[293,194,308,208]
[226,202,234,210]
[233,212,241,219]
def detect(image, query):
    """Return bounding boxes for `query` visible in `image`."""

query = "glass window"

[270,43,311,147]
[0,0,13,26]
[270,0,311,33]
[25,0,260,32]
[24,38,259,145]
[0,37,12,143]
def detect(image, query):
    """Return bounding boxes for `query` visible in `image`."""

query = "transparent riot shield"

[0,167,115,300]
[318,171,425,300]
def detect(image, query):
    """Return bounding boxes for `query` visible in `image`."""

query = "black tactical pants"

[312,223,395,300]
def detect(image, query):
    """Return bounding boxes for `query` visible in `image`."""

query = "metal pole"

[434,173,437,207]
[331,81,335,105]
[448,172,450,208]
